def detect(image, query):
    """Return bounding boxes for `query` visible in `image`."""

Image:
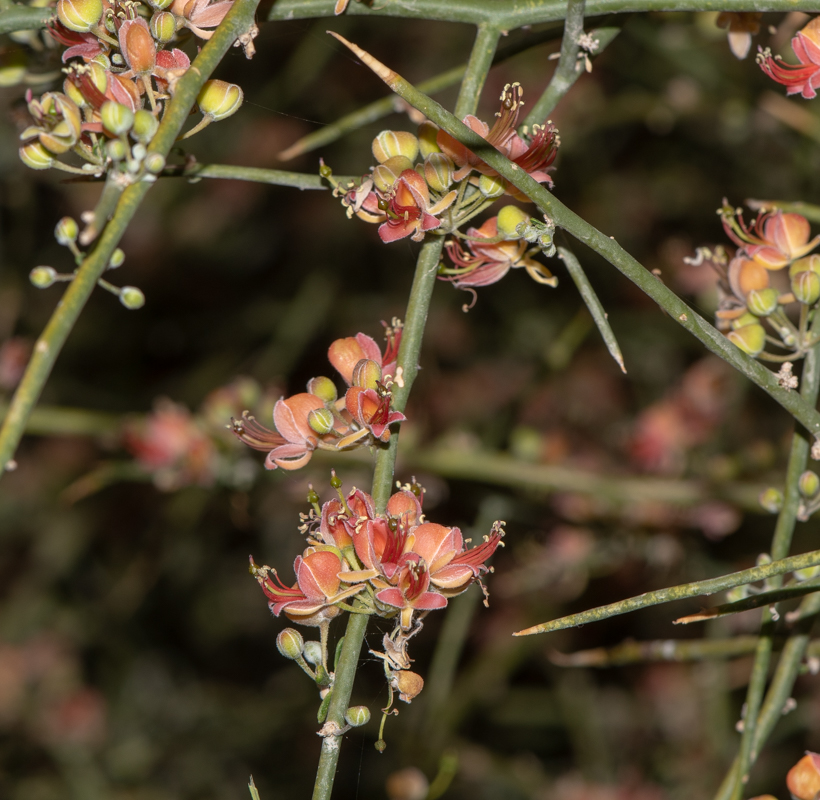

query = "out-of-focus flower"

[21,91,83,155]
[170,0,234,39]
[716,12,761,59]
[787,752,820,800]
[758,16,820,98]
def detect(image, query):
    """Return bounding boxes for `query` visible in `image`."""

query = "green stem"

[173,162,354,188]
[453,23,501,119]
[0,3,51,34]
[0,0,262,475]
[514,548,820,636]
[746,199,820,224]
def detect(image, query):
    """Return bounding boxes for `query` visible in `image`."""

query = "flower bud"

[29,266,57,288]
[119,286,145,309]
[307,407,335,435]
[106,138,127,161]
[0,65,26,88]
[19,141,54,170]
[792,270,820,305]
[307,376,337,403]
[790,253,820,277]
[101,101,134,136]
[352,358,381,390]
[730,311,759,330]
[150,11,176,42]
[423,152,454,192]
[727,323,765,356]
[120,19,155,75]
[375,739,387,753]
[800,470,820,498]
[795,565,820,582]
[746,287,779,317]
[56,0,103,32]
[303,640,322,666]
[372,156,413,193]
[372,130,419,165]
[109,248,125,269]
[479,174,505,199]
[787,752,820,800]
[417,120,441,157]
[143,152,165,174]
[385,767,429,800]
[146,0,173,9]
[276,628,304,660]
[131,109,159,143]
[759,486,783,513]
[197,80,243,121]
[54,216,78,246]
[344,706,371,727]
[497,206,530,238]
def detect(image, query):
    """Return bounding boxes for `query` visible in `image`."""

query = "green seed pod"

[417,120,441,157]
[789,253,820,278]
[100,100,134,136]
[497,205,531,239]
[330,472,343,490]
[108,248,125,269]
[56,0,103,32]
[131,109,159,143]
[306,487,320,505]
[344,706,371,727]
[372,155,413,193]
[746,287,779,317]
[119,286,145,310]
[479,173,506,199]
[352,358,382,390]
[149,10,176,42]
[759,486,784,514]
[197,80,243,121]
[372,130,419,164]
[307,407,335,435]
[727,323,766,357]
[276,628,305,660]
[29,266,57,288]
[424,152,454,193]
[792,270,820,305]
[374,739,387,753]
[19,142,54,170]
[143,152,165,174]
[106,138,127,161]
[800,470,820,498]
[303,641,322,666]
[307,376,337,403]
[54,216,78,245]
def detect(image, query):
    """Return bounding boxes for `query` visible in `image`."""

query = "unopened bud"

[119,286,145,309]
[307,407,335,435]
[276,628,304,660]
[375,739,387,753]
[800,470,820,498]
[746,287,779,317]
[497,205,530,238]
[787,752,820,800]
[372,130,419,164]
[727,323,765,356]
[793,270,820,305]
[372,156,413,193]
[352,358,381,390]
[795,565,820,582]
[197,80,243,121]
[146,0,173,9]
[108,248,125,269]
[54,216,78,245]
[106,138,127,161]
[0,66,26,88]
[132,109,159,143]
[479,173,505,199]
[417,120,441,157]
[19,141,54,170]
[101,100,134,136]
[303,640,322,666]
[56,0,103,32]
[149,10,176,42]
[759,486,783,513]
[790,253,820,277]
[424,152,454,192]
[307,376,337,403]
[30,266,57,288]
[143,152,165,174]
[344,705,371,727]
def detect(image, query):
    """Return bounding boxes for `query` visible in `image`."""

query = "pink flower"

[758,17,820,99]
[328,324,402,385]
[48,22,106,62]
[170,0,233,39]
[344,386,406,442]
[379,169,456,243]
[375,553,448,630]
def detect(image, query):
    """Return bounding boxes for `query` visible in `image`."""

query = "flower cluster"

[758,16,820,99]
[19,0,244,191]
[322,83,559,299]
[688,202,820,360]
[231,323,405,470]
[249,478,504,706]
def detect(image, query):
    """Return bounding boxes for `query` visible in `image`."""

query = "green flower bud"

[0,65,26,88]
[789,253,820,278]
[307,376,337,403]
[417,120,441,157]
[146,0,173,9]
[746,287,780,317]
[727,323,766,356]
[479,173,505,199]
[56,0,103,32]
[352,358,382,390]
[344,706,371,727]
[106,138,127,161]
[149,10,176,42]
[792,270,820,305]
[759,486,784,514]
[108,248,125,269]
[19,141,55,170]
[303,641,322,666]
[424,152,454,193]
[497,205,531,238]
[372,130,419,164]
[730,311,759,330]
[54,216,78,246]
[800,470,820,498]
[100,100,134,136]
[276,628,305,660]
[131,109,159,143]
[197,80,243,121]
[29,266,57,288]
[795,565,820,582]
[307,407,335,435]
[329,472,343,490]
[119,286,145,310]
[372,156,413,193]
[143,152,165,174]
[375,739,387,753]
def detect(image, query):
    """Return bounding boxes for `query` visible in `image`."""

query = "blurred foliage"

[2,8,820,800]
